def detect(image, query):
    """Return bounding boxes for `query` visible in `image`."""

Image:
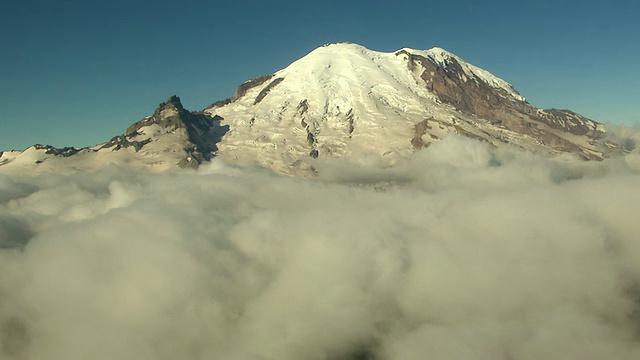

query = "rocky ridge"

[0,96,226,174]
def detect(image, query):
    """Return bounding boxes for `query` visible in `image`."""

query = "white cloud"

[1,135,640,359]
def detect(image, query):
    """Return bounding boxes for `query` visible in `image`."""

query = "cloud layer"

[1,135,640,360]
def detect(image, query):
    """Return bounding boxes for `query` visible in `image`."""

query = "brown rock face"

[536,109,601,137]
[231,74,274,102]
[397,50,608,159]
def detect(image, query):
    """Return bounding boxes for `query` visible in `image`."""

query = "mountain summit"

[0,43,629,175]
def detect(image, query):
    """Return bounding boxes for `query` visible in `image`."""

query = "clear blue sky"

[1,0,639,150]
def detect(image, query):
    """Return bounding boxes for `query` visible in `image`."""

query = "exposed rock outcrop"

[34,144,81,157]
[398,49,609,159]
[115,95,227,168]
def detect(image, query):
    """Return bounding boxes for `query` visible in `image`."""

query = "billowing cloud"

[1,134,640,359]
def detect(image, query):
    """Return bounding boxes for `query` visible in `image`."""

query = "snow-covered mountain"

[0,43,629,175]
[0,96,227,175]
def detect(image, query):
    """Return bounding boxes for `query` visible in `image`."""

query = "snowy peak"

[100,95,228,169]
[314,41,373,54]
[124,95,216,143]
[291,43,525,102]
[201,43,623,174]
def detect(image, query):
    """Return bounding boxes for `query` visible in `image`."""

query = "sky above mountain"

[1,0,639,151]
